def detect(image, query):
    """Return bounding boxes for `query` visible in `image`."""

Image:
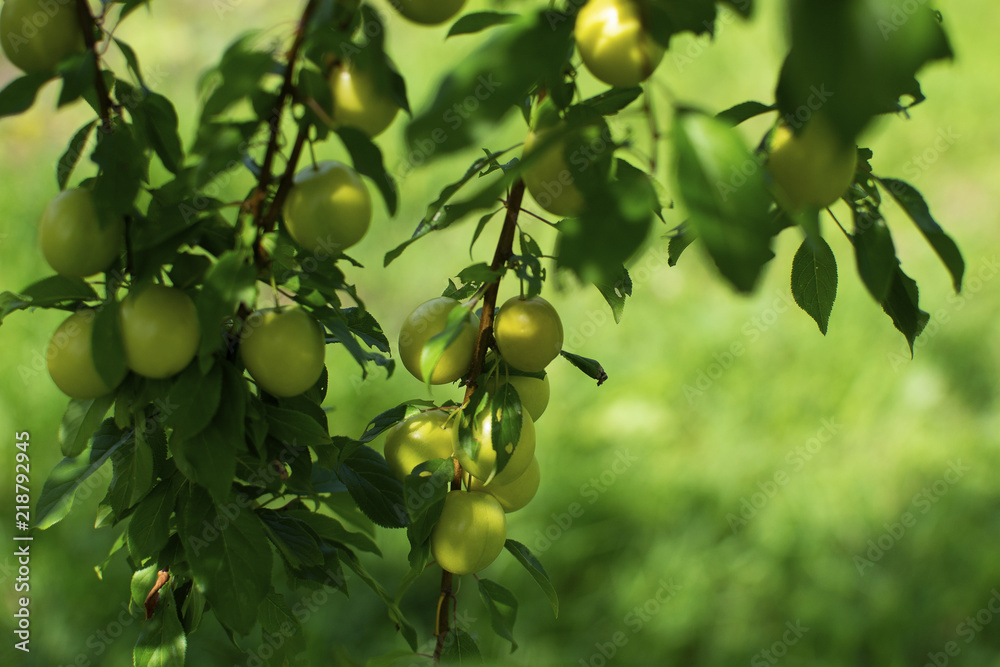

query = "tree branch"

[75,0,113,131]
[432,178,526,663]
[251,0,320,227]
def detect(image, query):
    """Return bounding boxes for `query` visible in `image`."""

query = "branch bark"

[75,0,113,132]
[432,178,526,663]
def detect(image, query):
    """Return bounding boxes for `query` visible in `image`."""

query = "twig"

[75,0,113,132]
[432,179,526,663]
[251,0,321,226]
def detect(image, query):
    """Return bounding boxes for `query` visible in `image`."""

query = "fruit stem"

[432,178,526,663]
[75,0,113,132]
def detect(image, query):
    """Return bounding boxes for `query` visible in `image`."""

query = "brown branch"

[75,0,113,132]
[251,0,321,226]
[432,179,526,663]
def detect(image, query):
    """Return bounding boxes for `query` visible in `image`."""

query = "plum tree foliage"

[0,0,963,664]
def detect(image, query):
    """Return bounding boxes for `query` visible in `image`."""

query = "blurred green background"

[2,0,999,665]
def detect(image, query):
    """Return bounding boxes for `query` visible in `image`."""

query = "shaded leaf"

[504,540,558,617]
[674,110,774,292]
[879,177,964,292]
[790,237,838,334]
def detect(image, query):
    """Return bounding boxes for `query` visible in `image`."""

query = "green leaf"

[132,92,185,174]
[557,159,656,286]
[439,628,483,663]
[265,405,332,448]
[193,251,256,371]
[91,122,147,222]
[850,204,897,303]
[127,476,179,562]
[674,110,774,293]
[447,11,519,38]
[595,267,632,324]
[504,540,558,617]
[337,127,398,215]
[59,395,114,458]
[715,100,775,127]
[285,509,382,556]
[879,177,964,292]
[91,302,128,388]
[337,445,408,529]
[579,87,643,116]
[180,486,273,635]
[340,550,418,651]
[108,431,155,516]
[477,578,519,652]
[57,120,97,189]
[19,275,99,305]
[199,34,280,119]
[258,592,306,664]
[881,265,930,355]
[56,51,97,107]
[420,305,476,390]
[133,588,186,667]
[402,459,452,556]
[559,351,608,386]
[406,12,573,157]
[667,224,695,267]
[36,421,131,530]
[162,363,223,438]
[359,400,437,443]
[490,384,523,478]
[0,72,52,118]
[776,1,952,141]
[647,0,722,48]
[384,154,511,266]
[258,509,324,569]
[790,237,838,335]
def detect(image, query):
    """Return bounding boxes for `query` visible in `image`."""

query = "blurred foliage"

[1,0,999,665]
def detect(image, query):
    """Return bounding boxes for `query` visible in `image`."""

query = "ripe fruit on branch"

[38,188,124,278]
[46,310,121,400]
[392,0,467,26]
[120,285,200,379]
[240,307,326,397]
[767,116,858,210]
[455,410,535,485]
[282,161,372,254]
[430,491,507,575]
[398,297,479,385]
[384,410,456,480]
[0,0,85,74]
[493,296,564,373]
[486,373,550,422]
[329,61,400,139]
[574,0,664,88]
[522,123,586,218]
[469,456,540,513]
